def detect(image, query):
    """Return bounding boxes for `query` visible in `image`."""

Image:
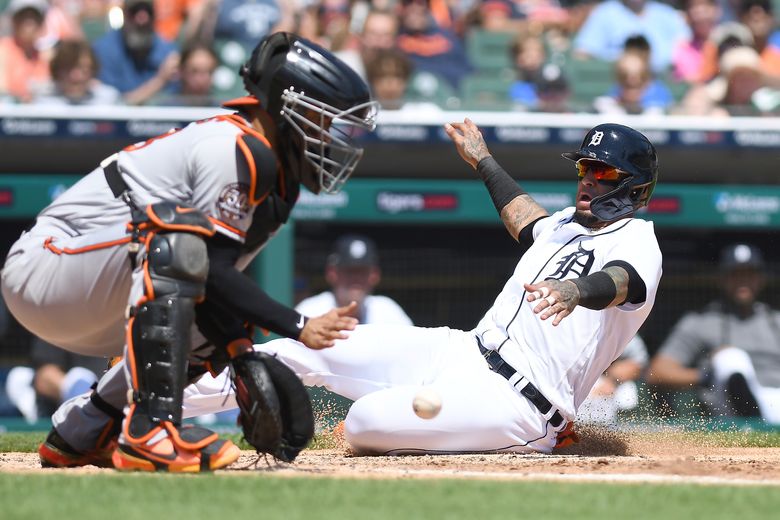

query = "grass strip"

[1,473,779,520]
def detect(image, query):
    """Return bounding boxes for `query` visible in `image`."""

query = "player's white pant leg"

[260,324,455,400]
[712,346,780,423]
[182,373,238,418]
[344,330,561,454]
[51,361,128,452]
[1,223,132,356]
[181,325,456,417]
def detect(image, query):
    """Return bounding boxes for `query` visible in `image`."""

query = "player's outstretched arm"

[298,302,359,350]
[524,266,634,326]
[444,118,547,240]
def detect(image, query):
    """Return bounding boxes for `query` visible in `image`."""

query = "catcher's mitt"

[229,351,314,462]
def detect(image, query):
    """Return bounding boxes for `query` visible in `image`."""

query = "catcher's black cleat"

[39,428,116,468]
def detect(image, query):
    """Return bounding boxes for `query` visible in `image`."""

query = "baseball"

[412,387,442,419]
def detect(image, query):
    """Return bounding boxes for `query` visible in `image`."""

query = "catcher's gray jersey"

[2,113,272,356]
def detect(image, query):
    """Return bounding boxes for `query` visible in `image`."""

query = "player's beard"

[573,209,602,229]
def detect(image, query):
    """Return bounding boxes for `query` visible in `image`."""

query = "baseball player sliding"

[184,120,663,454]
[1,33,379,471]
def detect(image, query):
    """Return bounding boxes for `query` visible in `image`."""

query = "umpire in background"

[647,243,780,423]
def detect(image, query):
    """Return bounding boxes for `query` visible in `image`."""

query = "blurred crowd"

[1,0,780,115]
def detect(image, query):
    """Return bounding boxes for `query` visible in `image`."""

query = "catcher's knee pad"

[126,203,214,437]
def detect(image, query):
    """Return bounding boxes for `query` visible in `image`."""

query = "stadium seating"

[459,74,513,111]
[465,29,514,78]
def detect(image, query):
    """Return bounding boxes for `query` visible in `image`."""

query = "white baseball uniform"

[1,112,274,451]
[183,207,662,454]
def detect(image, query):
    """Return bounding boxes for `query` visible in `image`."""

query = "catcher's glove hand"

[230,350,314,462]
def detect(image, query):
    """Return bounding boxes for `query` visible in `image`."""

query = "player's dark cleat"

[112,424,240,473]
[726,373,761,418]
[39,428,116,468]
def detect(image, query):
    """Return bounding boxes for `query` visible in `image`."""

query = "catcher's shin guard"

[116,203,238,472]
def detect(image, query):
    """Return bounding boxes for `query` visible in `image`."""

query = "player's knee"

[712,346,753,379]
[343,396,393,452]
[146,232,209,298]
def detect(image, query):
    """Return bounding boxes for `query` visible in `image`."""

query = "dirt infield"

[2,427,780,485]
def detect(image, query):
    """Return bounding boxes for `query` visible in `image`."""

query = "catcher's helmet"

[239,32,378,194]
[562,123,658,222]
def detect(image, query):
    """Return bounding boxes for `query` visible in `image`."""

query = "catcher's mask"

[562,123,658,222]
[239,32,379,194]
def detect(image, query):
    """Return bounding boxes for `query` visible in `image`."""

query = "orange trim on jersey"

[216,114,272,148]
[208,217,247,239]
[222,96,261,108]
[215,114,287,199]
[236,134,258,205]
[43,236,132,255]
[236,134,273,207]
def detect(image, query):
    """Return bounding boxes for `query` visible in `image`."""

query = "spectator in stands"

[0,0,52,102]
[594,41,674,114]
[5,337,106,423]
[648,243,780,424]
[673,0,722,82]
[33,38,121,105]
[396,0,472,89]
[508,32,548,109]
[296,234,413,326]
[39,0,84,51]
[92,0,179,105]
[366,47,414,109]
[699,0,780,82]
[737,0,780,76]
[507,30,574,112]
[697,43,780,114]
[476,0,526,34]
[572,0,691,73]
[335,8,400,81]
[153,41,217,105]
[577,335,649,425]
[195,0,295,60]
[153,0,208,42]
[533,63,572,112]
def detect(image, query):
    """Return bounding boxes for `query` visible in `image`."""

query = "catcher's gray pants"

[1,220,208,451]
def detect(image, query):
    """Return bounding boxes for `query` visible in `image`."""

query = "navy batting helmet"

[238,32,379,194]
[562,123,658,222]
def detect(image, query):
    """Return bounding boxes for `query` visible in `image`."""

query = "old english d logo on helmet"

[562,123,659,222]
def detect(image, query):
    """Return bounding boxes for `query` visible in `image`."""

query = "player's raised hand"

[298,301,359,349]
[444,118,491,170]
[524,281,580,326]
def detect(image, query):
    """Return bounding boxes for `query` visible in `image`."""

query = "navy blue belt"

[477,339,564,428]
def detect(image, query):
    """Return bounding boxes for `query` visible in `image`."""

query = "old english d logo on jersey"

[217,183,251,221]
[545,242,595,281]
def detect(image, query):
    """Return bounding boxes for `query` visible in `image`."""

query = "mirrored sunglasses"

[576,160,627,183]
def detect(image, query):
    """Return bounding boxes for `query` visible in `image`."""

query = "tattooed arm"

[444,118,548,241]
[523,266,632,326]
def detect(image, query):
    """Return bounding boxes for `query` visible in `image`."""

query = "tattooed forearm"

[500,195,548,241]
[603,266,629,307]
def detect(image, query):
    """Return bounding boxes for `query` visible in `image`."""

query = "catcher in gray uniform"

[1,32,379,472]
